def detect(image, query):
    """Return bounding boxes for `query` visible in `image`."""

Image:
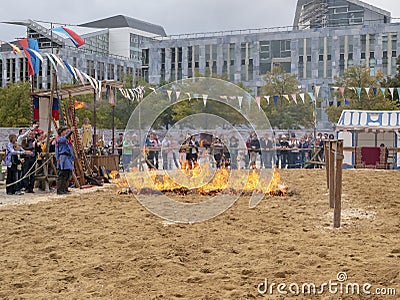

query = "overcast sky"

[0,0,399,41]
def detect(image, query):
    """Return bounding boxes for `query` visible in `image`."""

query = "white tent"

[335,110,400,169]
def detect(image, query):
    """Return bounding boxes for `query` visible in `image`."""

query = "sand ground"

[0,169,399,299]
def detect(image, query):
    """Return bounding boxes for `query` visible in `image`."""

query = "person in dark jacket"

[249,133,261,169]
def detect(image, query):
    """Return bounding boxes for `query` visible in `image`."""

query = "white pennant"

[51,53,65,70]
[314,86,321,98]
[283,94,290,102]
[119,88,127,99]
[332,86,339,92]
[365,87,370,99]
[229,96,237,101]
[237,96,243,108]
[389,88,394,99]
[264,95,270,105]
[185,92,191,101]
[256,96,261,110]
[220,95,228,100]
[124,89,131,100]
[202,94,208,107]
[97,80,102,102]
[176,91,181,101]
[299,93,305,104]
[167,90,172,102]
[149,87,157,94]
[82,72,96,89]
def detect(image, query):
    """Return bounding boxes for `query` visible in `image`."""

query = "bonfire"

[116,167,288,196]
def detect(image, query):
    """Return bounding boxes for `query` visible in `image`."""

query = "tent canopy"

[336,110,400,132]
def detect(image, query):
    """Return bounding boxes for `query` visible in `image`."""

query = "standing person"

[280,135,290,169]
[186,135,199,169]
[56,126,75,195]
[21,131,37,193]
[249,133,261,169]
[212,137,224,169]
[162,135,171,170]
[154,133,160,169]
[144,132,157,170]
[81,118,93,149]
[116,133,124,165]
[260,133,273,169]
[5,134,32,195]
[122,135,133,170]
[229,135,239,169]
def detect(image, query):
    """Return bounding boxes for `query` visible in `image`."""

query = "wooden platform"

[88,154,119,172]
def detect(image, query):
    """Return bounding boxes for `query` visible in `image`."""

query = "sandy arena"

[0,169,399,299]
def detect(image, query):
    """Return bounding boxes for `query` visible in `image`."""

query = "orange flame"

[116,168,287,196]
[74,100,87,109]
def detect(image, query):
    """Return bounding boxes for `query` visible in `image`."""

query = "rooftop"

[79,15,167,37]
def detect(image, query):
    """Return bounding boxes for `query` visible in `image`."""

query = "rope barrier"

[5,155,55,188]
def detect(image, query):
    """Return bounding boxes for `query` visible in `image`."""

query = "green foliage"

[261,66,313,129]
[381,56,400,101]
[325,65,399,123]
[0,81,32,127]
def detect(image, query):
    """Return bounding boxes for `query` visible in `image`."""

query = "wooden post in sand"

[329,141,335,209]
[333,140,344,228]
[324,141,330,189]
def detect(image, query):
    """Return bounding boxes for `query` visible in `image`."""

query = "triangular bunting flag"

[365,87,370,99]
[149,87,157,94]
[6,42,22,55]
[373,87,377,96]
[220,95,228,100]
[332,87,339,92]
[186,92,191,101]
[397,88,400,100]
[314,86,321,98]
[108,86,115,106]
[356,87,362,99]
[51,53,65,70]
[299,93,305,104]
[273,95,279,106]
[264,95,270,105]
[176,91,181,101]
[256,96,261,110]
[73,67,85,86]
[237,96,243,108]
[308,92,314,102]
[167,90,172,102]
[389,88,394,99]
[283,94,290,102]
[63,60,76,79]
[202,94,208,107]
[45,53,58,72]
[344,98,350,105]
[291,94,297,104]
[380,87,386,97]
[339,87,345,97]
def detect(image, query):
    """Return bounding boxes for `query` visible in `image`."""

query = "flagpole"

[313,85,317,142]
[112,87,115,154]
[93,89,97,155]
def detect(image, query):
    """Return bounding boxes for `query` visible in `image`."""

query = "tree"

[261,66,313,129]
[381,56,400,104]
[0,82,31,127]
[325,65,399,123]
